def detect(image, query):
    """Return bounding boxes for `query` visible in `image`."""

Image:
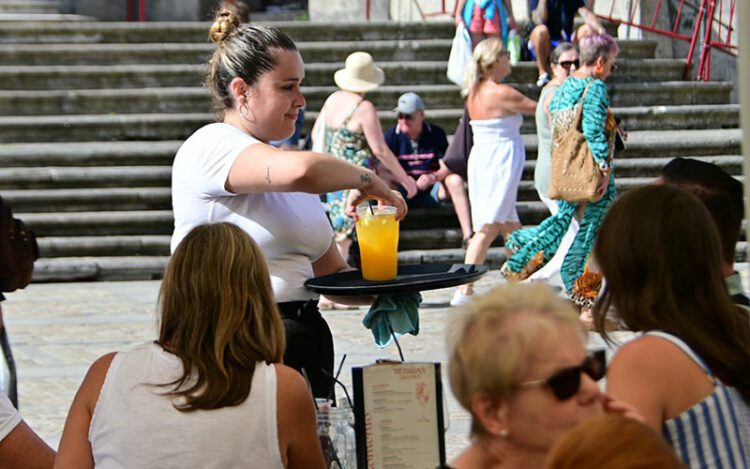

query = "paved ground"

[3,266,747,461]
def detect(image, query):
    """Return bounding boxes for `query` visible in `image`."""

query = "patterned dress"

[500,76,617,307]
[323,101,374,241]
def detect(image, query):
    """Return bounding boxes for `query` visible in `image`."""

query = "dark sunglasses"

[610,63,619,72]
[516,350,606,401]
[557,59,580,70]
[397,113,413,121]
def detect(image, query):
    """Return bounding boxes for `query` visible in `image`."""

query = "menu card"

[352,362,446,469]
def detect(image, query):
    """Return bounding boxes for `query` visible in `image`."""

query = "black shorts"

[277,299,334,400]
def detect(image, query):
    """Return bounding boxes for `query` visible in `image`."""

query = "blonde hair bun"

[209,9,240,44]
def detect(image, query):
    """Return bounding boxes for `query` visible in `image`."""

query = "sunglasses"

[516,350,606,401]
[610,63,619,72]
[397,113,413,121]
[557,59,580,70]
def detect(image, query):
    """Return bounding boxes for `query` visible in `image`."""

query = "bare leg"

[530,24,551,76]
[470,31,484,49]
[499,221,521,239]
[460,223,502,295]
[444,173,473,241]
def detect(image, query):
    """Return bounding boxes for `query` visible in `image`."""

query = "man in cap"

[382,93,449,209]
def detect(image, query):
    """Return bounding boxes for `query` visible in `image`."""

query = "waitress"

[170,10,406,398]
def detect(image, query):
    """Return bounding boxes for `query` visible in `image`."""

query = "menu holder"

[352,362,446,469]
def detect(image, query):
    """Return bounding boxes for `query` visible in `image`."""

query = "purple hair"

[578,33,620,66]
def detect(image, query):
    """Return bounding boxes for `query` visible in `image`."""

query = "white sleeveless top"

[89,342,284,469]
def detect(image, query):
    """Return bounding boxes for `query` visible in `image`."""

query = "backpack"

[0,197,38,292]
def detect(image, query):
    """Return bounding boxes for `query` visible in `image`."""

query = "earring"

[499,429,509,438]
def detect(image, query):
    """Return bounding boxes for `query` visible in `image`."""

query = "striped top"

[645,331,750,468]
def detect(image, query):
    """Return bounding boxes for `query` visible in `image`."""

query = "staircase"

[0,16,740,281]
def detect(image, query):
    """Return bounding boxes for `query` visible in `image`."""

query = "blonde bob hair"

[462,37,506,97]
[158,222,285,411]
[447,283,583,437]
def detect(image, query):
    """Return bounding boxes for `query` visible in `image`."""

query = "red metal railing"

[588,0,737,80]
[126,0,147,21]
[365,0,451,21]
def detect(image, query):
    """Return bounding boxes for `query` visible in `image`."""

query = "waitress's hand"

[346,188,407,222]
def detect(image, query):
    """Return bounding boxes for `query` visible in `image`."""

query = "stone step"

[32,243,750,282]
[2,186,171,210]
[0,166,171,189]
[0,81,731,116]
[18,210,174,236]
[0,38,657,66]
[0,140,181,167]
[0,20,458,44]
[0,13,91,21]
[522,154,743,179]
[0,105,738,144]
[0,1,58,14]
[0,130,738,176]
[0,59,689,90]
[3,156,742,212]
[32,255,169,282]
[38,235,170,258]
[3,153,743,207]
[0,17,620,43]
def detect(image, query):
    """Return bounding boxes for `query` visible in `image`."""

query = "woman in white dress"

[453,38,536,305]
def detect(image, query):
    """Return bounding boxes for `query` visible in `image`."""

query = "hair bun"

[209,9,240,44]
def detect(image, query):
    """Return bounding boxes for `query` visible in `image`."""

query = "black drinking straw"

[326,354,347,401]
[387,321,405,362]
[367,199,375,215]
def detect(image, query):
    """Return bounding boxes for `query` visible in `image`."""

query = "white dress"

[467,113,525,231]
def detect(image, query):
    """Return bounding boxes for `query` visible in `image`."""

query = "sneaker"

[536,72,551,88]
[450,289,473,307]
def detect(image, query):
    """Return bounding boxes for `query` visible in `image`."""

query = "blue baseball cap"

[393,92,424,114]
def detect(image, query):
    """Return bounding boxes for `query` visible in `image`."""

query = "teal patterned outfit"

[323,101,374,240]
[501,76,616,307]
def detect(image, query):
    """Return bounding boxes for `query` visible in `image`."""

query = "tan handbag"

[548,82,603,203]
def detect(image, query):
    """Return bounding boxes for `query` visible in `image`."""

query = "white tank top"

[89,342,283,469]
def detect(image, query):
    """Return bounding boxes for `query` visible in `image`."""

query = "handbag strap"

[573,80,596,131]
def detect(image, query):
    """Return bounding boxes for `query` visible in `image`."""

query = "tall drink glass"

[356,205,399,281]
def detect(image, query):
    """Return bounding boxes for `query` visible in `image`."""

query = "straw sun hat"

[334,51,385,93]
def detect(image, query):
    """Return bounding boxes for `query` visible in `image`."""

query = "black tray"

[304,264,488,295]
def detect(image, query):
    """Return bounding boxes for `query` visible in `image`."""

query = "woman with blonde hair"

[170,10,406,398]
[447,283,637,468]
[313,51,417,310]
[56,223,326,468]
[452,38,536,306]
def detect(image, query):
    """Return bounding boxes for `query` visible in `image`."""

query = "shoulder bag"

[548,82,604,203]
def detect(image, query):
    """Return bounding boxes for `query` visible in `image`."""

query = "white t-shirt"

[90,342,283,469]
[0,391,20,441]
[171,123,333,302]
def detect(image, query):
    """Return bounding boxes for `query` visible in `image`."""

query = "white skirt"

[467,135,525,231]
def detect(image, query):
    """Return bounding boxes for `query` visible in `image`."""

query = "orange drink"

[356,205,399,281]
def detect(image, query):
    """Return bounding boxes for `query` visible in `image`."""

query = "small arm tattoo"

[360,173,372,184]
[265,167,271,185]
